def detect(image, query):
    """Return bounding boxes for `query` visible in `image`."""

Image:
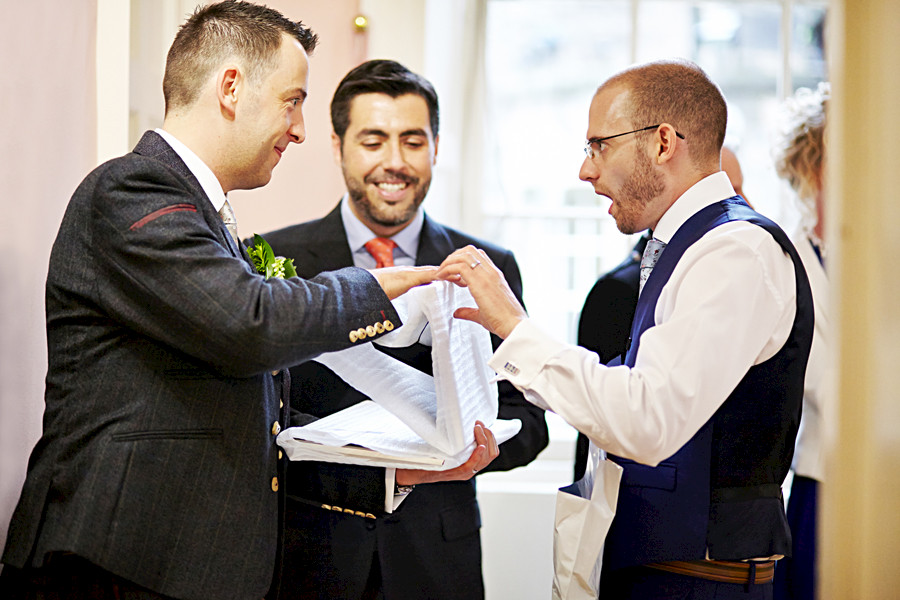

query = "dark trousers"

[600,565,774,600]
[774,475,818,600]
[0,554,175,600]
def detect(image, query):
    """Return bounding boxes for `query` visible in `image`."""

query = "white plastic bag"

[552,446,623,600]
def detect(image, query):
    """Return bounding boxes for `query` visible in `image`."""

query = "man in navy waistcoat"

[438,59,814,600]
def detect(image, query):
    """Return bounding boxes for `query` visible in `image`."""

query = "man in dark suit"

[0,5,446,600]
[263,59,548,600]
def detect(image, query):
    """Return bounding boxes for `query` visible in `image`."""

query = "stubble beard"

[345,169,431,229]
[613,150,665,235]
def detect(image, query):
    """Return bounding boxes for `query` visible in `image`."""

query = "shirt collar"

[155,128,228,213]
[339,194,424,261]
[652,171,736,244]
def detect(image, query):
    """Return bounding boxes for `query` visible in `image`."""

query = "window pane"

[792,4,828,90]
[485,0,637,339]
[484,0,827,344]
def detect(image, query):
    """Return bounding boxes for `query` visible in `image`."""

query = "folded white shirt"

[277,281,522,470]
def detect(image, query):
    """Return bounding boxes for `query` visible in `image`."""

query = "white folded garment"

[277,281,521,470]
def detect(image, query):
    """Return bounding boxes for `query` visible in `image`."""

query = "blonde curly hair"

[773,82,829,234]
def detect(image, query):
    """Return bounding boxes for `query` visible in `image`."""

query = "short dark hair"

[163,0,318,114]
[604,59,727,169]
[330,59,439,142]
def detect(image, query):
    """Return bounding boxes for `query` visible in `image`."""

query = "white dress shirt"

[489,172,799,467]
[155,128,227,213]
[341,194,422,268]
[341,195,425,511]
[790,229,830,483]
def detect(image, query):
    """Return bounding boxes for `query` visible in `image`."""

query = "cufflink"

[503,362,520,375]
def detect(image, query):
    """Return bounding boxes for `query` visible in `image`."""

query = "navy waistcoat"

[603,197,814,570]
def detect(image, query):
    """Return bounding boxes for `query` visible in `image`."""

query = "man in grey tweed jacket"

[0,3,443,599]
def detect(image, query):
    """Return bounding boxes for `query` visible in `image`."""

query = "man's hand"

[396,421,500,486]
[437,246,528,339]
[369,265,438,300]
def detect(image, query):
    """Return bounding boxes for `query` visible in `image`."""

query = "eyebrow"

[355,128,430,138]
[286,87,308,101]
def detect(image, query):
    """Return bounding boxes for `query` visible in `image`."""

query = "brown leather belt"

[646,559,775,585]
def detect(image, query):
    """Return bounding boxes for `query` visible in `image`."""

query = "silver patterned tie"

[218,199,239,246]
[639,237,667,296]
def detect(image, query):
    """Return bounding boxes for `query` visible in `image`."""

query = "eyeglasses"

[584,125,685,159]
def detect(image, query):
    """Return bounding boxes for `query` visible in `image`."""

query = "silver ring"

[469,260,481,270]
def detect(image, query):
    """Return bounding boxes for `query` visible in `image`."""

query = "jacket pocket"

[111,428,223,442]
[619,460,677,491]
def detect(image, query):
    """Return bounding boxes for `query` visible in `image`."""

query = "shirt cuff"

[384,468,396,513]
[488,319,568,390]
[384,468,413,513]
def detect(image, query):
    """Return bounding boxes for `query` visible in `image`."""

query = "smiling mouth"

[376,182,408,192]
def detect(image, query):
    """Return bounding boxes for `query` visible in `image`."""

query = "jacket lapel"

[133,130,249,263]
[292,205,356,276]
[415,215,454,266]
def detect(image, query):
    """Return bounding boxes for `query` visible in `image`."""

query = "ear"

[217,66,240,119]
[655,123,680,165]
[331,132,343,166]
[432,134,440,166]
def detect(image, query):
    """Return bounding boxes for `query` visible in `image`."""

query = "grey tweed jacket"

[2,131,399,600]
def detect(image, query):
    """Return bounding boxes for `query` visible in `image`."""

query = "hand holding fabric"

[395,421,499,485]
[437,245,528,339]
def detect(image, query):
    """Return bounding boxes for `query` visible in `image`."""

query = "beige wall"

[0,0,98,547]
[820,0,900,596]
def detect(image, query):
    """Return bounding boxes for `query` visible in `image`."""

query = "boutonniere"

[247,234,297,280]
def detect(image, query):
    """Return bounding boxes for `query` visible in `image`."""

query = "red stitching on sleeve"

[129,203,198,230]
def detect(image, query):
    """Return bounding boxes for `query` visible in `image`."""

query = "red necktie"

[364,237,397,268]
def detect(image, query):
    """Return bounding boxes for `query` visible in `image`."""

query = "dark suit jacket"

[572,234,648,481]
[263,205,549,600]
[1,132,400,600]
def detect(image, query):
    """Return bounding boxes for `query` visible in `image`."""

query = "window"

[479,0,827,344]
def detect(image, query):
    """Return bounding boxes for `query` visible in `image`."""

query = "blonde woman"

[772,82,830,600]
